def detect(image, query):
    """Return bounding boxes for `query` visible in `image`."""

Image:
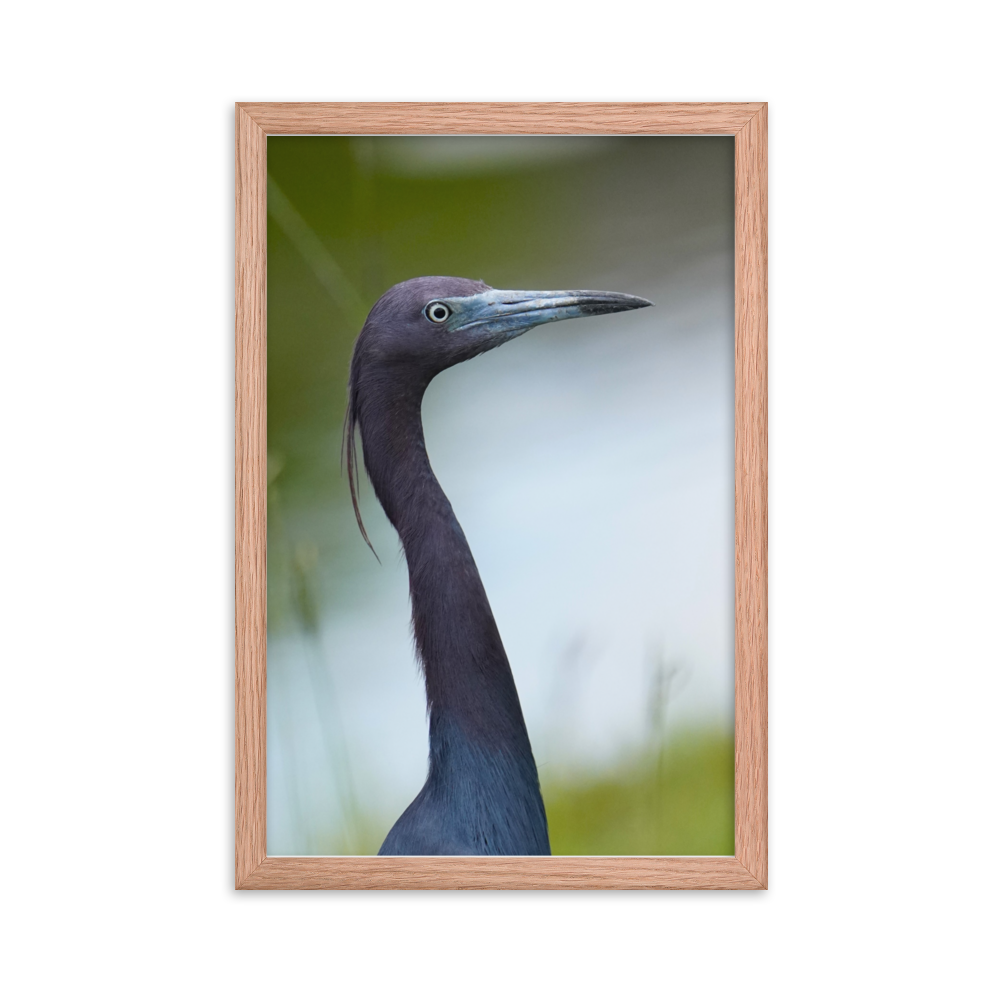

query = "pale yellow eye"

[425,302,451,324]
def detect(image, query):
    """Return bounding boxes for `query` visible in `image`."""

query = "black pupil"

[430,305,448,321]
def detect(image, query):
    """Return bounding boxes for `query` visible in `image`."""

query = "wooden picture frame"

[236,102,767,889]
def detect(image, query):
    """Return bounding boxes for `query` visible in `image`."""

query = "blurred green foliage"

[543,729,735,855]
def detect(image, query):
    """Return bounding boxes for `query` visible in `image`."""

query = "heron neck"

[358,376,533,752]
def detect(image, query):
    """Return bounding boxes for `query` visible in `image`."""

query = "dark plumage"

[344,276,651,855]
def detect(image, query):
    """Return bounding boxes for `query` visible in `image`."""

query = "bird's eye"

[425,302,451,324]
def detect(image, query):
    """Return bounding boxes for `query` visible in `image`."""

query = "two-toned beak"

[440,288,653,345]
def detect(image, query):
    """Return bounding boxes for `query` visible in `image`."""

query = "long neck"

[357,372,533,752]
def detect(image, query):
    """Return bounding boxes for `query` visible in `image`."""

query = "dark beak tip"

[617,294,653,311]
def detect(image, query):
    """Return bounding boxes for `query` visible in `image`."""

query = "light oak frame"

[236,102,767,889]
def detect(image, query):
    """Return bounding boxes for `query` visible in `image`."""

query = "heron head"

[354,275,653,376]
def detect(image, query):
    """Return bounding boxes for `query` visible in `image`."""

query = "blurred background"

[266,135,735,855]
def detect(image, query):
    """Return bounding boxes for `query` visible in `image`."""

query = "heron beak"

[445,288,653,346]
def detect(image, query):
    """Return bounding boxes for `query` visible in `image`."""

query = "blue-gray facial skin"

[426,287,654,355]
[346,275,651,856]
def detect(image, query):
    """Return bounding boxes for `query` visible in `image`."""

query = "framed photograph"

[236,102,767,889]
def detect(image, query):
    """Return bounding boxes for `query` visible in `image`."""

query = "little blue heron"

[344,276,652,855]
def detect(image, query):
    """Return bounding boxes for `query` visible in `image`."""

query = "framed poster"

[236,104,766,887]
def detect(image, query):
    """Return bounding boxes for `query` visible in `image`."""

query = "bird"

[344,276,652,855]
